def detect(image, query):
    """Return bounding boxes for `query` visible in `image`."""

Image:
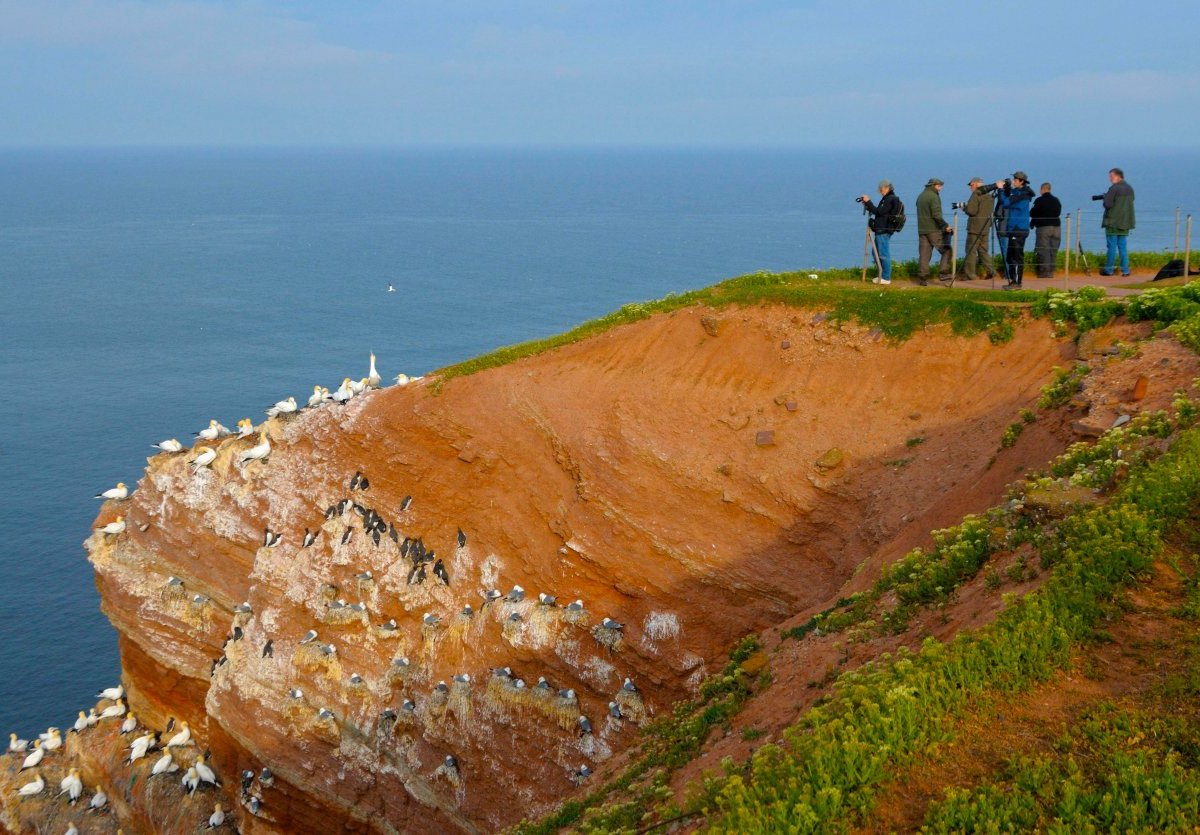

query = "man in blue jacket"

[992,172,1036,290]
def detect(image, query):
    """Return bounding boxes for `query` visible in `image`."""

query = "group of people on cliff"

[859,168,1136,289]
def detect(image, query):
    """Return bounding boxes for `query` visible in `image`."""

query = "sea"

[1,146,1196,735]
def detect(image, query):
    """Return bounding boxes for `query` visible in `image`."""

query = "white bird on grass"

[59,767,83,803]
[17,770,44,798]
[165,721,191,748]
[190,447,217,472]
[238,434,271,467]
[367,353,382,388]
[195,419,232,441]
[266,396,297,418]
[96,517,126,536]
[151,438,184,454]
[95,482,129,501]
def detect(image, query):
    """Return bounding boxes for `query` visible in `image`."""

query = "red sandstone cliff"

[3,304,1107,834]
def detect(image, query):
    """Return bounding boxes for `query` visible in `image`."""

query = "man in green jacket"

[1094,167,1135,276]
[915,178,953,285]
[960,177,997,282]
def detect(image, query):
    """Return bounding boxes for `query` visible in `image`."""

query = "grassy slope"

[503,277,1200,834]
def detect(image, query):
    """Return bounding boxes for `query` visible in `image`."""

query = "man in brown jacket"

[915,178,952,285]
[960,177,997,281]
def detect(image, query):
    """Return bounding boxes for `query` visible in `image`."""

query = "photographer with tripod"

[982,172,1035,290]
[955,177,997,282]
[858,180,903,285]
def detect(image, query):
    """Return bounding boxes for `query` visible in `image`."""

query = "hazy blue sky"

[2,0,1196,147]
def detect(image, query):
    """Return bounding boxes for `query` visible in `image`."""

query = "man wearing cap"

[915,177,952,285]
[1030,182,1062,278]
[994,171,1036,289]
[860,180,902,285]
[961,177,997,282]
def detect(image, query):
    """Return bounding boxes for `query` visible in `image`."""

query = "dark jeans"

[918,230,951,277]
[1005,231,1029,285]
[1035,226,1061,277]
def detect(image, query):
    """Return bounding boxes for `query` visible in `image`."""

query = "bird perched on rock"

[240,769,254,792]
[261,639,273,658]
[288,688,304,701]
[341,528,354,545]
[508,612,523,623]
[302,528,318,548]
[266,396,297,418]
[17,770,44,798]
[259,768,274,788]
[572,764,593,783]
[504,585,525,603]
[98,684,125,700]
[348,673,365,686]
[182,766,200,795]
[601,618,624,631]
[121,711,138,734]
[190,447,217,472]
[609,701,623,719]
[578,715,593,735]
[536,677,551,691]
[461,605,474,617]
[538,593,557,606]
[196,419,232,441]
[401,699,416,713]
[456,528,467,548]
[349,470,364,490]
[96,517,126,536]
[454,673,471,684]
[491,666,512,679]
[18,740,43,770]
[196,754,219,786]
[558,688,577,702]
[42,728,62,751]
[422,612,440,626]
[332,378,354,404]
[208,802,226,828]
[151,750,178,777]
[433,559,450,585]
[399,495,413,511]
[299,629,318,645]
[238,432,271,466]
[317,708,336,722]
[90,785,107,811]
[234,601,253,615]
[247,795,262,815]
[99,699,126,720]
[8,732,28,753]
[236,419,255,438]
[367,353,382,389]
[166,721,192,748]
[127,732,155,765]
[623,677,639,693]
[151,438,184,454]
[307,385,331,408]
[482,589,501,606]
[434,681,449,694]
[566,599,585,613]
[95,482,129,501]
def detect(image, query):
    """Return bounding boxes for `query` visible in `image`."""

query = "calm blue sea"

[0,146,1196,735]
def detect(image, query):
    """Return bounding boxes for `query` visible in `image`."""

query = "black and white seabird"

[288,688,304,700]
[622,677,639,693]
[444,755,458,771]
[317,708,336,721]
[509,612,522,622]
[601,617,624,631]
[536,677,550,690]
[349,471,363,491]
[434,681,449,694]
[482,589,502,606]
[491,666,512,679]
[578,715,593,735]
[566,599,585,612]
[558,688,576,702]
[538,593,557,606]
[453,673,471,684]
[234,601,252,614]
[456,528,467,548]
[422,612,439,626]
[399,495,413,511]
[401,699,416,712]
[241,769,254,792]
[504,585,525,603]
[348,673,365,686]
[461,605,474,617]
[609,701,623,719]
[299,629,318,644]
[341,528,354,545]
[433,559,450,585]
[302,528,318,548]
[259,768,274,788]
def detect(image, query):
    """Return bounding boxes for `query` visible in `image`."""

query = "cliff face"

[3,305,1076,834]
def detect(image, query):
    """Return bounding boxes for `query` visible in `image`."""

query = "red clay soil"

[3,303,1197,834]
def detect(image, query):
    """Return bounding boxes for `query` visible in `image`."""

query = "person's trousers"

[1035,226,1061,277]
[962,229,994,278]
[918,230,951,277]
[873,232,892,280]
[1105,232,1130,275]
[1005,231,1029,285]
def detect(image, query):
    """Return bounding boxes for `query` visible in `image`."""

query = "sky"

[1,0,1197,147]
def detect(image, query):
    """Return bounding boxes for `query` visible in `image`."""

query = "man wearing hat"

[860,179,902,285]
[961,177,997,282]
[915,177,952,285]
[994,171,1036,289]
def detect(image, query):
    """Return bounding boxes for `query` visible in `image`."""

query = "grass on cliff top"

[435,269,1039,384]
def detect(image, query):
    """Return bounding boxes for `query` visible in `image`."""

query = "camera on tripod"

[951,201,967,211]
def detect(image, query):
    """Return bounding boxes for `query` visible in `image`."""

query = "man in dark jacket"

[1030,182,1062,278]
[915,178,952,285]
[961,177,996,281]
[993,171,1036,290]
[1095,168,1135,276]
[861,180,902,285]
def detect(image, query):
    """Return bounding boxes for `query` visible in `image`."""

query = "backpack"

[891,199,907,233]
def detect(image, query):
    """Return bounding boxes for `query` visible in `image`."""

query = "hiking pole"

[861,218,871,282]
[1064,213,1072,285]
[950,210,959,286]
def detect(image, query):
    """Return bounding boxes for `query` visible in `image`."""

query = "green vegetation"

[1037,363,1089,409]
[1000,421,1025,449]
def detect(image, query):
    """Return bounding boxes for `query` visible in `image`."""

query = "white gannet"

[393,373,410,386]
[208,802,226,828]
[182,765,200,795]
[8,732,28,752]
[165,721,191,748]
[195,419,231,441]
[236,418,254,438]
[97,684,124,700]
[151,438,184,454]
[42,728,62,751]
[59,767,83,803]
[238,433,271,466]
[94,482,129,501]
[151,749,178,776]
[127,732,155,764]
[350,377,369,395]
[121,711,138,734]
[266,396,297,418]
[195,754,219,786]
[17,770,44,797]
[66,824,79,835]
[190,447,217,472]
[86,708,99,727]
[90,785,107,810]
[73,711,89,732]
[96,517,126,536]
[98,699,126,720]
[19,740,43,770]
[367,353,381,388]
[332,377,354,404]
[307,385,329,408]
